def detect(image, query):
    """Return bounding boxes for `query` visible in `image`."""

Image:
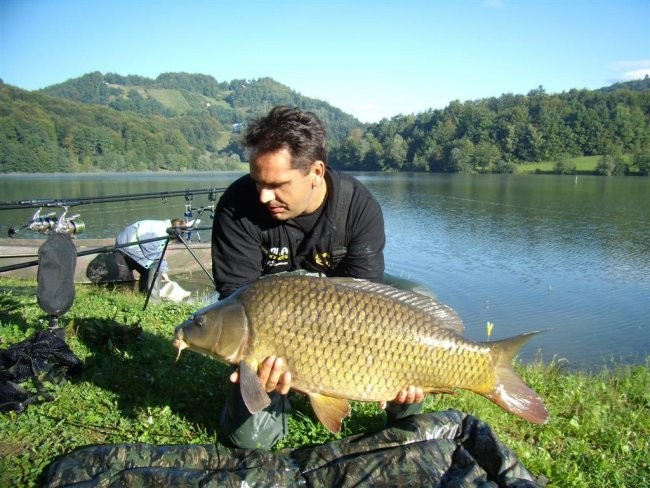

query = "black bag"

[86,251,134,283]
[1,331,82,413]
[37,234,77,316]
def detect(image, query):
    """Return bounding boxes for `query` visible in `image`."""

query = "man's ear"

[311,160,326,186]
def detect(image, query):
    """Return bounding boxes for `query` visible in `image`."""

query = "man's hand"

[393,385,424,404]
[380,385,425,409]
[229,355,292,395]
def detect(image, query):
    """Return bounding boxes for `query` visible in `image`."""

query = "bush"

[596,153,627,176]
[493,159,518,174]
[633,151,650,176]
[553,157,577,174]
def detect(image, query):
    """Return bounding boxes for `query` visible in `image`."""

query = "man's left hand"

[228,355,291,395]
[380,385,424,409]
[393,385,424,404]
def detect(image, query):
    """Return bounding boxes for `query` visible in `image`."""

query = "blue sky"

[1,0,648,122]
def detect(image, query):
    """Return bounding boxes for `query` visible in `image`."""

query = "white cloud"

[619,69,650,81]
[610,59,650,81]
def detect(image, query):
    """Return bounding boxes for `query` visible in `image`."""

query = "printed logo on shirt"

[313,252,331,269]
[264,246,289,268]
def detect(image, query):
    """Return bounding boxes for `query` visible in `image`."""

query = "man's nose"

[259,188,275,204]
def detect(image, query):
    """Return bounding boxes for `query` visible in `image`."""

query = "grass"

[144,88,193,113]
[1,277,648,487]
[518,155,601,174]
[517,154,643,175]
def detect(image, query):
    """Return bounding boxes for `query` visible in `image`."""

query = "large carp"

[173,275,548,433]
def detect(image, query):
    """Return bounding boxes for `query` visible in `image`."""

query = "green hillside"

[2,72,649,174]
[329,79,650,175]
[1,72,363,173]
[39,72,360,143]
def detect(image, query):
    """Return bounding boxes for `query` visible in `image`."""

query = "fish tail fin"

[484,332,549,424]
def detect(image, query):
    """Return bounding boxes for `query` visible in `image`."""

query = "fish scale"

[241,277,495,400]
[174,275,549,432]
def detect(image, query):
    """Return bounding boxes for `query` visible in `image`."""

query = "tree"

[553,155,577,175]
[446,139,474,173]
[333,137,368,170]
[493,159,518,174]
[632,151,650,176]
[472,141,502,171]
[383,134,408,170]
[361,133,384,171]
[595,150,627,175]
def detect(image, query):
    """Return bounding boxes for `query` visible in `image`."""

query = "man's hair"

[170,218,186,242]
[243,106,327,173]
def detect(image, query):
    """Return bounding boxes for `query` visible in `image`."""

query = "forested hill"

[39,72,359,143]
[0,72,360,173]
[329,77,650,175]
[1,72,649,174]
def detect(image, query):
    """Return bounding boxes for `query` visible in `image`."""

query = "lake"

[1,172,648,370]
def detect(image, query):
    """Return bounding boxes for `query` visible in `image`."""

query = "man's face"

[250,147,326,221]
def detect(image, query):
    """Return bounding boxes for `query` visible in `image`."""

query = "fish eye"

[196,317,204,328]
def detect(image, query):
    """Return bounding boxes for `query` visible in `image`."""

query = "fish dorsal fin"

[308,392,351,433]
[239,358,271,413]
[330,278,465,334]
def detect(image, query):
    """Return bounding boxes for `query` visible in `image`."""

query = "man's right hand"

[229,355,292,395]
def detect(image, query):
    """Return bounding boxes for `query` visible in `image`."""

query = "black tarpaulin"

[44,410,546,487]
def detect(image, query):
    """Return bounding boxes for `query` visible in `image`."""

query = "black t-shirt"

[211,168,385,298]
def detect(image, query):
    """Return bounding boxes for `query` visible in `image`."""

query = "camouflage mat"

[44,410,545,487]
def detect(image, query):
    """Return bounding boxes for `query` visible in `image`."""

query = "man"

[212,106,423,449]
[116,218,185,293]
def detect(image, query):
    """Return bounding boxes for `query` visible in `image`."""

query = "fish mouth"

[172,337,189,361]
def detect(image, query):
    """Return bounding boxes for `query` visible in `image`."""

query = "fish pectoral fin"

[239,359,271,413]
[308,393,351,434]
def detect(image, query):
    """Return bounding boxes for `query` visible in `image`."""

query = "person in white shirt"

[116,218,185,293]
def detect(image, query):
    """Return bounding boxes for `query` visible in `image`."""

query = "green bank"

[0,278,648,487]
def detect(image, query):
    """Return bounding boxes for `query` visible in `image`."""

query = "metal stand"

[141,226,215,311]
[48,315,66,339]
[142,237,171,311]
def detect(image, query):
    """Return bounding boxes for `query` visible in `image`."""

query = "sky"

[1,0,649,123]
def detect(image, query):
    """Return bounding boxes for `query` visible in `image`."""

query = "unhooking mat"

[44,410,546,487]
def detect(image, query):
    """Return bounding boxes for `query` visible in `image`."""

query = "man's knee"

[384,400,424,426]
[219,387,291,450]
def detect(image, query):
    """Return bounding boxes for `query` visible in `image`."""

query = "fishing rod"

[4,187,223,239]
[0,187,227,211]
[0,226,214,274]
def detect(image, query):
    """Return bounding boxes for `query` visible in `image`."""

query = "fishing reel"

[8,206,85,237]
[180,188,215,242]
